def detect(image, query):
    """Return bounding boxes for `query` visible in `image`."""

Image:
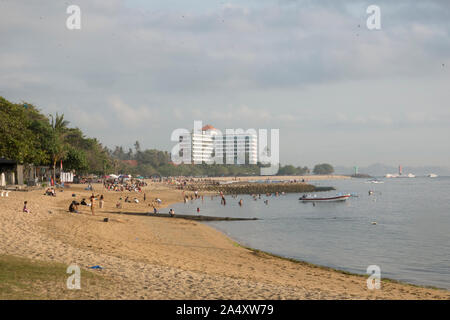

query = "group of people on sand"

[104,180,147,193]
[114,192,159,213]
[22,187,57,213]
[69,193,104,215]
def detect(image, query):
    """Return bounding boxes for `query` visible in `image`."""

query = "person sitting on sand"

[80,198,88,206]
[134,198,139,203]
[45,188,56,196]
[23,201,30,213]
[69,201,79,213]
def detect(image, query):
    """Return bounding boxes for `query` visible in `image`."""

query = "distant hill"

[335,163,450,177]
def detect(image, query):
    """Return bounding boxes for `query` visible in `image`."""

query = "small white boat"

[428,173,438,178]
[300,194,351,202]
[385,173,415,178]
[366,179,384,184]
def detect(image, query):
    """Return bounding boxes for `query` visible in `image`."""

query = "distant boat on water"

[385,173,415,178]
[385,165,415,178]
[366,179,384,184]
[428,173,438,178]
[300,194,350,202]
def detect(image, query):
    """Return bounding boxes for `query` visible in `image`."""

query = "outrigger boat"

[299,194,351,202]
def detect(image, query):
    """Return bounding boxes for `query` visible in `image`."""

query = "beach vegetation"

[0,255,106,299]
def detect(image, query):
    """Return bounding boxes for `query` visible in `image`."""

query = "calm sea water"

[171,177,450,289]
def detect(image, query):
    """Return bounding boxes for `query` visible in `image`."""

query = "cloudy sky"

[1,0,449,168]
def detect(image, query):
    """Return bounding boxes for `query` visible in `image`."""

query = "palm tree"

[49,113,69,184]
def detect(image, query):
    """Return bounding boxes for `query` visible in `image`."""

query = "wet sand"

[0,182,448,299]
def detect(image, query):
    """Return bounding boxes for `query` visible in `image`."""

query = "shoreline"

[1,181,449,299]
[121,201,447,291]
[209,229,447,292]
[127,181,450,292]
[109,196,447,291]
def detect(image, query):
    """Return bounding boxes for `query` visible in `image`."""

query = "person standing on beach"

[99,195,104,209]
[90,194,96,215]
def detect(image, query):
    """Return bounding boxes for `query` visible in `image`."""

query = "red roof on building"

[202,124,216,131]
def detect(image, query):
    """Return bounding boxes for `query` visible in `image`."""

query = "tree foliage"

[313,163,334,175]
[0,98,49,164]
[0,97,112,175]
[277,165,310,176]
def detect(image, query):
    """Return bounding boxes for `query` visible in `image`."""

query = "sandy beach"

[1,180,449,300]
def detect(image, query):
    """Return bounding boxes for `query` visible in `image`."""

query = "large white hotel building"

[178,125,258,165]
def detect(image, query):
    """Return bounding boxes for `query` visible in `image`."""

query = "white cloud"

[108,96,155,125]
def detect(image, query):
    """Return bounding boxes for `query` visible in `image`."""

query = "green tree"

[278,165,297,175]
[64,146,89,173]
[313,163,334,175]
[0,98,47,164]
